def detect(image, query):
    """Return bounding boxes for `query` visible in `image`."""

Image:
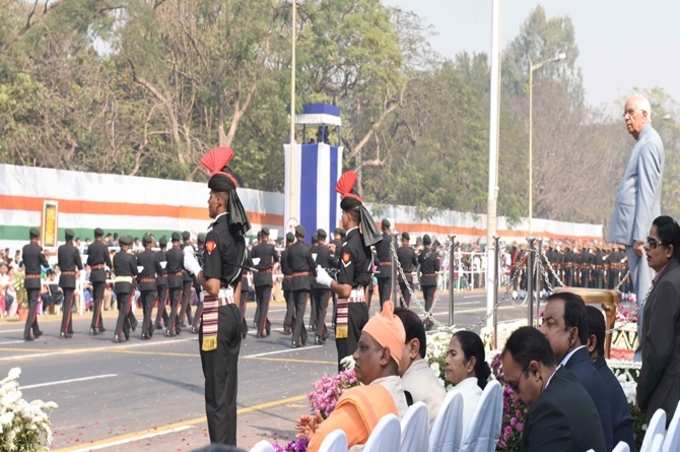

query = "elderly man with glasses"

[609,94,665,356]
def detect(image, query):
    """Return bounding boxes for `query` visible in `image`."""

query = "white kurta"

[451,376,482,441]
[401,358,446,425]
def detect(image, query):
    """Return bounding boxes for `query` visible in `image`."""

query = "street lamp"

[528,51,567,235]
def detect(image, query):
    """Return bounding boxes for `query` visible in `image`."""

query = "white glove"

[184,247,202,276]
[315,265,334,288]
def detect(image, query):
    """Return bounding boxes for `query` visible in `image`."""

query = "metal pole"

[527,238,535,326]
[449,235,456,326]
[485,0,502,338]
[391,233,398,305]
[284,0,298,230]
[528,61,533,235]
[493,236,500,349]
[536,239,543,320]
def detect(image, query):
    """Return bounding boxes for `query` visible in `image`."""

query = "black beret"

[182,231,191,241]
[171,232,181,242]
[119,235,132,246]
[208,173,235,193]
[316,228,327,240]
[422,234,432,246]
[29,227,39,238]
[286,232,295,243]
[94,228,104,237]
[295,224,305,238]
[401,232,410,241]
[340,196,361,211]
[159,235,168,246]
[142,234,153,246]
[261,227,270,236]
[197,232,206,243]
[382,218,391,229]
[65,229,75,240]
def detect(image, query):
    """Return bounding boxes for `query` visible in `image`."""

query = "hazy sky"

[384,0,680,112]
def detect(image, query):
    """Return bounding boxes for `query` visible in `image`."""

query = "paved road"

[0,291,529,451]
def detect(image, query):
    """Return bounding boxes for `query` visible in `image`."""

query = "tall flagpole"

[286,0,298,231]
[486,0,501,347]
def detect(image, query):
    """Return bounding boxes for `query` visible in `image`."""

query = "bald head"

[624,95,652,138]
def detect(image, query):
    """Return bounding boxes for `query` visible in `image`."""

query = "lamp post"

[528,51,566,235]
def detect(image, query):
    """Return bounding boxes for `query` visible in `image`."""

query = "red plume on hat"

[336,170,362,202]
[200,146,234,175]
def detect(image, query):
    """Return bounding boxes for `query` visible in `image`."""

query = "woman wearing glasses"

[637,215,680,424]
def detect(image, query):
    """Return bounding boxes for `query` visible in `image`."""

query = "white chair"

[612,440,630,452]
[364,413,401,452]
[400,402,429,452]
[641,409,667,452]
[459,380,503,452]
[429,390,463,452]
[650,432,665,452]
[250,440,275,452]
[662,401,680,452]
[319,428,348,452]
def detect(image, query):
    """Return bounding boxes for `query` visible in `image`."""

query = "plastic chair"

[400,402,429,452]
[641,409,667,452]
[250,440,275,452]
[650,432,665,452]
[459,380,503,452]
[612,440,630,452]
[429,390,463,452]
[319,429,348,452]
[364,413,401,452]
[662,400,680,452]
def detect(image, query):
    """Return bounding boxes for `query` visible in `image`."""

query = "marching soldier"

[58,229,83,338]
[311,229,332,344]
[23,228,48,341]
[191,232,207,334]
[239,248,251,337]
[250,227,279,338]
[286,225,316,348]
[418,234,440,314]
[281,232,295,335]
[315,171,382,368]
[396,232,417,307]
[87,228,112,335]
[112,236,138,343]
[374,219,393,308]
[165,232,184,336]
[180,231,195,328]
[155,235,170,330]
[192,146,250,445]
[137,235,162,339]
[308,232,319,331]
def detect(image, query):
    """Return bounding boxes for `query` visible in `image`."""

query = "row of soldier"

[20,221,445,345]
[508,243,630,291]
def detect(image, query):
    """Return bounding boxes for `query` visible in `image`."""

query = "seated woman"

[302,301,408,452]
[444,330,491,440]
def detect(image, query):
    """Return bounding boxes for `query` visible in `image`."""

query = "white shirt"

[559,345,587,367]
[450,377,483,441]
[401,358,446,425]
[372,375,409,418]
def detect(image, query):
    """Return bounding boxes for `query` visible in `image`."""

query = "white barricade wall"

[0,164,603,250]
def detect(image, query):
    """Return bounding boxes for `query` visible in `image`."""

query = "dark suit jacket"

[521,367,606,452]
[637,259,680,423]
[563,346,614,450]
[593,356,635,450]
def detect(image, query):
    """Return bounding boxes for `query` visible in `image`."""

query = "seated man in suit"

[585,305,635,450]
[540,292,614,450]
[502,326,606,452]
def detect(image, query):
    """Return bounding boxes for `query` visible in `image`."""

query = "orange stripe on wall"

[0,194,601,241]
[0,194,284,226]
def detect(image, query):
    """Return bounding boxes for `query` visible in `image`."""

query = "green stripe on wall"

[0,225,179,242]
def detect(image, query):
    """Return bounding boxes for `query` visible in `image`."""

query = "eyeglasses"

[646,237,663,249]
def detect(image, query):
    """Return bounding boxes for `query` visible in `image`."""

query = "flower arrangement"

[273,437,309,452]
[490,353,527,452]
[0,367,58,451]
[307,369,358,419]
